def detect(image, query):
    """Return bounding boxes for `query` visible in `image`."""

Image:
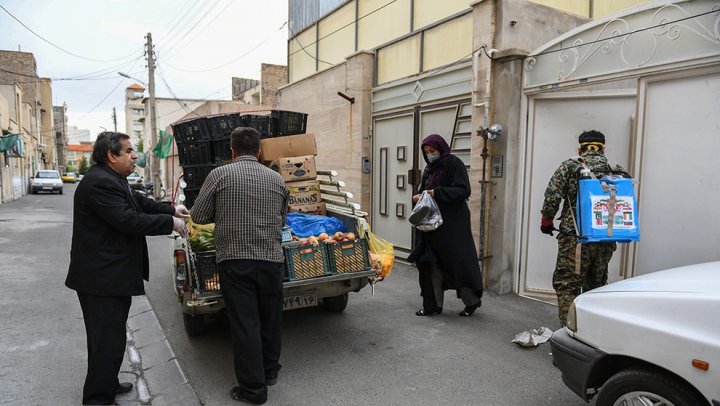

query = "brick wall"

[260,63,287,108]
[0,51,39,106]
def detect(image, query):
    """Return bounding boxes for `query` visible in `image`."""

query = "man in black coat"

[66,132,189,405]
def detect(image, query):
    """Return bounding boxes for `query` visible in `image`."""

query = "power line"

[287,0,399,59]
[162,0,236,61]
[161,21,288,73]
[156,0,213,52]
[161,0,228,58]
[76,79,126,121]
[0,4,141,63]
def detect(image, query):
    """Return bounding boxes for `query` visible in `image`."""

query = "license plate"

[283,292,317,310]
[42,186,52,190]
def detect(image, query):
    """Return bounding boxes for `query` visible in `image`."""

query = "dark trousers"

[219,259,284,402]
[77,292,131,405]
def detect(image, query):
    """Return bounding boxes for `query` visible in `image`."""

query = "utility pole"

[146,32,161,200]
[112,107,117,132]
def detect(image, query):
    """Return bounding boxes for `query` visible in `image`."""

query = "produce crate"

[176,141,213,166]
[239,114,272,138]
[193,251,220,292]
[182,164,216,189]
[283,243,331,281]
[172,118,211,143]
[326,238,371,274]
[213,137,233,164]
[182,187,201,209]
[270,110,307,136]
[208,113,242,140]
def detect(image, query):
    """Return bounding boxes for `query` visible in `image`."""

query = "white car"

[551,262,720,406]
[31,170,63,194]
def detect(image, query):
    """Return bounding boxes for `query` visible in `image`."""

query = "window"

[132,108,144,115]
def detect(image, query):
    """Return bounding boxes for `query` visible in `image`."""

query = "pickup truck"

[170,170,379,336]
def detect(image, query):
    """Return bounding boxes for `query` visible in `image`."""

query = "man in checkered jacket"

[192,127,289,405]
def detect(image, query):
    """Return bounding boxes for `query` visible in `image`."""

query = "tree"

[65,163,76,173]
[78,156,89,174]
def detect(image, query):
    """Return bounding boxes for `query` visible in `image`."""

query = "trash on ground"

[511,327,553,347]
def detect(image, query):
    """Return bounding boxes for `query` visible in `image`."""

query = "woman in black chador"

[408,134,483,317]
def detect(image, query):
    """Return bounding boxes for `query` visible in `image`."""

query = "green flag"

[0,134,19,152]
[152,130,174,159]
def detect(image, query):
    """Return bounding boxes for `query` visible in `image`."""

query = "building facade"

[53,104,69,172]
[275,0,680,298]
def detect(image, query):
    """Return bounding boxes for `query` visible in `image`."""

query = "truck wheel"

[595,367,705,406]
[322,293,348,313]
[183,313,207,337]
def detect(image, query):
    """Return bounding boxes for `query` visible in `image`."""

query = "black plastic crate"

[213,137,233,164]
[172,118,211,143]
[270,111,308,136]
[239,114,272,138]
[182,187,201,209]
[182,164,216,189]
[176,140,213,166]
[193,251,220,292]
[207,114,242,140]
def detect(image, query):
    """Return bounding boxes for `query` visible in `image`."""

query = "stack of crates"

[171,111,309,208]
[172,118,215,208]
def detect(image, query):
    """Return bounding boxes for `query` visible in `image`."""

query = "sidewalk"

[116,296,200,405]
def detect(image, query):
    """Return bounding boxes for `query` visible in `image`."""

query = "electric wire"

[161,0,228,58]
[161,21,288,73]
[161,0,235,61]
[156,0,214,53]
[0,4,141,63]
[286,0,399,59]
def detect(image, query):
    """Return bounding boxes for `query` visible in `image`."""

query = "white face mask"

[426,152,440,163]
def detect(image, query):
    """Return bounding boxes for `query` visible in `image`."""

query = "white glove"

[174,204,190,218]
[172,217,188,238]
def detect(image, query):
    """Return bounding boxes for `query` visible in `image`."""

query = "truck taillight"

[174,249,189,291]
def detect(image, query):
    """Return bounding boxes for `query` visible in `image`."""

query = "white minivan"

[31,170,63,194]
[550,262,720,406]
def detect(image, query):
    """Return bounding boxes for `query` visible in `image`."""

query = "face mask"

[426,152,440,163]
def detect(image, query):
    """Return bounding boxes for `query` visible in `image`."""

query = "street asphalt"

[1,182,585,405]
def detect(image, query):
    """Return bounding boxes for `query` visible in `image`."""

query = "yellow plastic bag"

[359,220,394,280]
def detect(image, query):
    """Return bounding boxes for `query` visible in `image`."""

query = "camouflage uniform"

[541,151,626,326]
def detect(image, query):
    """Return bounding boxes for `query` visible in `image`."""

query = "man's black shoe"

[230,387,266,405]
[116,382,133,394]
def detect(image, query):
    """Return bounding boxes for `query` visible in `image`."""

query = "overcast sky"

[1,0,289,140]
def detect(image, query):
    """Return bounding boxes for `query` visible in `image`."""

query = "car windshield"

[66,173,75,177]
[36,172,59,179]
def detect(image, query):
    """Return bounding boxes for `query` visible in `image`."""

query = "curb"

[117,296,202,405]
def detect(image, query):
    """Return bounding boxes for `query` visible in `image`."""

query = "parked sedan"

[61,172,77,183]
[126,171,145,191]
[31,170,63,194]
[551,262,720,406]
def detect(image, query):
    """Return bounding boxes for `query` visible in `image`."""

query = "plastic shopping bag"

[285,212,347,237]
[408,191,443,231]
[358,219,394,280]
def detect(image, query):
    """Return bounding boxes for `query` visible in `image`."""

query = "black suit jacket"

[66,163,175,296]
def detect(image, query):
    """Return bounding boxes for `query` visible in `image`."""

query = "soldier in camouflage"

[540,130,628,326]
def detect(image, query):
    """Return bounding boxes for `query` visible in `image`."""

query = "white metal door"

[521,92,636,297]
[372,114,415,252]
[632,69,720,275]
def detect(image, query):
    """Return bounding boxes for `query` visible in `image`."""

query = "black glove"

[540,218,555,236]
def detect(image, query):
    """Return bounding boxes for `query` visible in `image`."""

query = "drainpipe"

[475,48,497,279]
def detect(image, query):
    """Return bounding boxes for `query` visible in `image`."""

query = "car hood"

[588,261,720,295]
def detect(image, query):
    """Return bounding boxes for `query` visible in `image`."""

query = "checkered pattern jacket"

[191,156,289,263]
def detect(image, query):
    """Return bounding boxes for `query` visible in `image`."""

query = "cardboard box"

[259,133,317,163]
[270,155,317,182]
[289,202,327,216]
[287,180,321,206]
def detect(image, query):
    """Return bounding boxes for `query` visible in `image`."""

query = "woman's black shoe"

[415,307,442,316]
[458,300,481,317]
